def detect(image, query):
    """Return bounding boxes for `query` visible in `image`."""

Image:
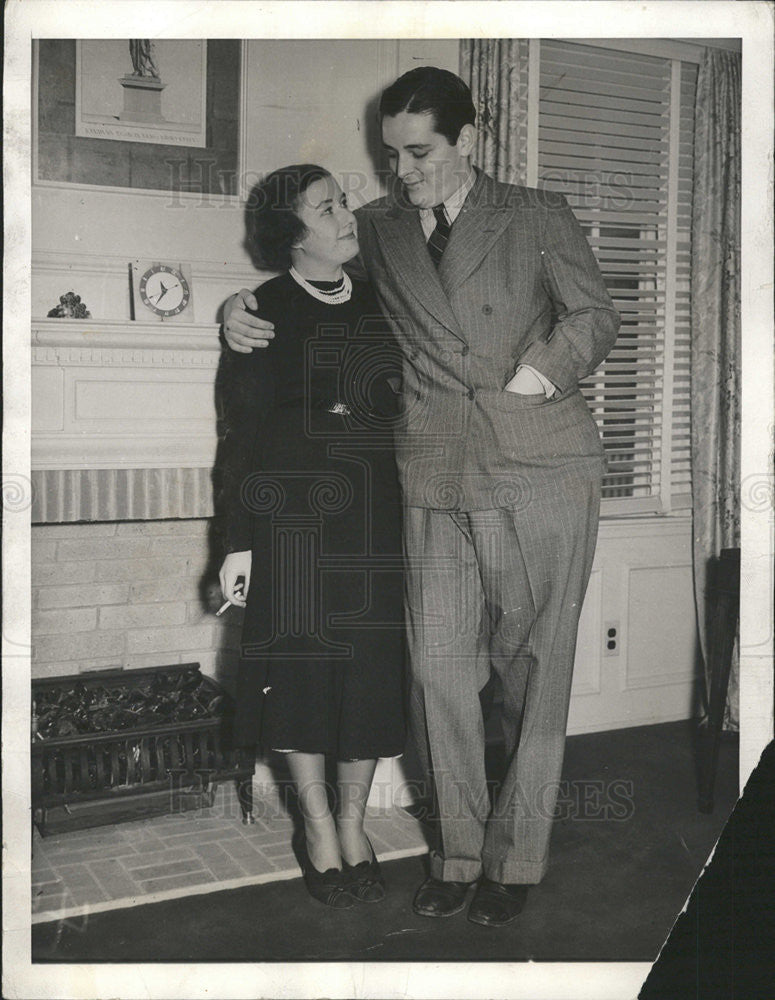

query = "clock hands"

[151,279,181,306]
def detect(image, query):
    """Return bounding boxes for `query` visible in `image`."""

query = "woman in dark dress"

[219,165,405,908]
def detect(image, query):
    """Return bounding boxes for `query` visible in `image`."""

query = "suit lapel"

[439,171,515,291]
[371,199,466,341]
[370,172,517,338]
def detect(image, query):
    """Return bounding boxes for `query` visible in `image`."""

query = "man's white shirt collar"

[419,168,476,238]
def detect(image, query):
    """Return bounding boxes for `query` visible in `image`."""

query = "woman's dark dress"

[219,272,405,759]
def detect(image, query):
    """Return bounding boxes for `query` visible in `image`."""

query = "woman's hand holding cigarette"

[219,550,252,611]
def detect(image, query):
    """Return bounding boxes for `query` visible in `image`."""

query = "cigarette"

[216,586,243,616]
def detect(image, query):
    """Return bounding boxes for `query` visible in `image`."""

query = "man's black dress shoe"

[467,877,528,926]
[412,876,476,917]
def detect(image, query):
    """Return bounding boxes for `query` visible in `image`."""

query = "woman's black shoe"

[299,842,354,909]
[343,842,385,902]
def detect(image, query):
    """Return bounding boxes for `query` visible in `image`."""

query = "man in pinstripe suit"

[224,67,620,926]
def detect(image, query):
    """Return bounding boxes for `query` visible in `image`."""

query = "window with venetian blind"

[465,39,697,515]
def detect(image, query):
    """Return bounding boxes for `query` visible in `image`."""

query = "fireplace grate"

[31,662,255,836]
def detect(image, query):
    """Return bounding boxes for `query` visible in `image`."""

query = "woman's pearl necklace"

[289,266,352,305]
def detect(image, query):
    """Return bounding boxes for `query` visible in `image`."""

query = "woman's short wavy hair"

[246,164,331,271]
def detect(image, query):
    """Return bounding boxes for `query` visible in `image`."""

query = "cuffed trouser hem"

[483,856,548,885]
[428,849,483,884]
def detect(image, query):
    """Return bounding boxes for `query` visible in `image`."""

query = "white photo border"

[4,3,773,999]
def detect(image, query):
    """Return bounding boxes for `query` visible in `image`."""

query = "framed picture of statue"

[75,39,207,147]
[34,38,241,195]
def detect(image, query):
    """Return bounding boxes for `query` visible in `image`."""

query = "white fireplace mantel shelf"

[32,318,227,522]
[33,317,222,357]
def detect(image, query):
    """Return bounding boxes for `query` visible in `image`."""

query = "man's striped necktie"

[427,205,451,267]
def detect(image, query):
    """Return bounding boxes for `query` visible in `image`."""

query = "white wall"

[240,38,458,193]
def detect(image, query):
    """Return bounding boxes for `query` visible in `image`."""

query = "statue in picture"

[129,39,160,79]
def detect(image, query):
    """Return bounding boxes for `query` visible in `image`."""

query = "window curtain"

[691,49,742,730]
[459,39,527,185]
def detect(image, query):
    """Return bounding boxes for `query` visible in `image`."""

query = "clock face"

[139,265,191,317]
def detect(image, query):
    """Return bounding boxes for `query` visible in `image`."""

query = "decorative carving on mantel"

[33,346,219,368]
[31,466,215,523]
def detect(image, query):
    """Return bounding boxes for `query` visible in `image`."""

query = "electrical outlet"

[604,621,620,656]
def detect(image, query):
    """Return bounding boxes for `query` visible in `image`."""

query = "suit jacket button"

[460,345,469,356]
[482,304,493,315]
[467,388,475,400]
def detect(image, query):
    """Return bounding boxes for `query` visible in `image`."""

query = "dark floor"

[32,719,738,964]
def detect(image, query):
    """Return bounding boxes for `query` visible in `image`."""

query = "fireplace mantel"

[32,318,224,522]
[33,318,221,356]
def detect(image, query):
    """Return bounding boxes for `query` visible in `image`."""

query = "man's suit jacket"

[354,169,620,512]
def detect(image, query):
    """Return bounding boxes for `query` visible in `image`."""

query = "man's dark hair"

[379,66,476,145]
[246,164,331,271]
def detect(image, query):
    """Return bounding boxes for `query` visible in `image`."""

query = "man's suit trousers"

[404,476,601,884]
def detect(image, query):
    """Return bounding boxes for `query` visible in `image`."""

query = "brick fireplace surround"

[31,518,240,684]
